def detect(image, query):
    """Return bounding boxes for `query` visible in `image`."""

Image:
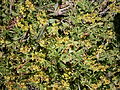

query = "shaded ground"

[113,13,120,50]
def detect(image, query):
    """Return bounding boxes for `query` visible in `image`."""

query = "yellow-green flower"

[17,22,23,27]
[30,65,40,71]
[31,52,45,63]
[18,5,26,14]
[51,26,59,35]
[37,17,48,25]
[61,80,69,87]
[100,76,110,85]
[0,38,5,44]
[91,84,98,89]
[25,0,31,6]
[0,25,6,31]
[110,3,120,13]
[22,25,29,31]
[20,46,31,53]
[37,11,47,17]
[104,79,110,84]
[0,51,3,58]
[5,81,14,90]
[25,0,35,11]
[99,65,109,71]
[82,40,92,48]
[4,76,10,81]
[19,83,27,89]
[28,76,40,84]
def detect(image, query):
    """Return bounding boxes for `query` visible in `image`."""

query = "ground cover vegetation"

[0,0,120,89]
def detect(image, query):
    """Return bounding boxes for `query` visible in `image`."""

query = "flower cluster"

[25,0,35,11]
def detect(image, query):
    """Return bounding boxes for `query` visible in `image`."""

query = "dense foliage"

[0,0,120,89]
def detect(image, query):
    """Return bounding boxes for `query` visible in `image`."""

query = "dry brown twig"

[9,0,14,14]
[48,1,74,16]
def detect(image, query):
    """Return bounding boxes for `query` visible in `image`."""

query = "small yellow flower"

[107,30,114,38]
[30,4,35,11]
[51,26,59,33]
[30,65,39,71]
[109,0,116,2]
[18,5,25,14]
[25,0,35,11]
[8,53,16,59]
[82,13,96,23]
[20,46,31,53]
[29,76,40,84]
[84,60,92,65]
[0,51,3,58]
[110,3,120,13]
[109,31,113,36]
[100,76,110,85]
[99,65,109,71]
[0,25,6,31]
[19,83,27,89]
[29,25,32,30]
[91,84,98,89]
[25,0,31,6]
[56,37,63,43]
[52,23,59,26]
[68,72,71,75]
[41,19,48,25]
[37,17,47,25]
[84,40,92,48]
[97,48,104,54]
[117,68,120,72]
[0,38,5,44]
[97,80,102,87]
[104,79,110,84]
[5,81,14,90]
[55,43,63,47]
[31,52,45,63]
[61,80,69,87]
[64,73,69,78]
[63,37,69,42]
[38,40,45,47]
[99,45,104,48]
[64,31,69,35]
[90,63,99,71]
[45,78,49,82]
[37,11,47,17]
[4,76,10,80]
[22,25,29,31]
[17,22,24,28]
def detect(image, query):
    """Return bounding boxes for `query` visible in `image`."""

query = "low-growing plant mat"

[0,0,120,89]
